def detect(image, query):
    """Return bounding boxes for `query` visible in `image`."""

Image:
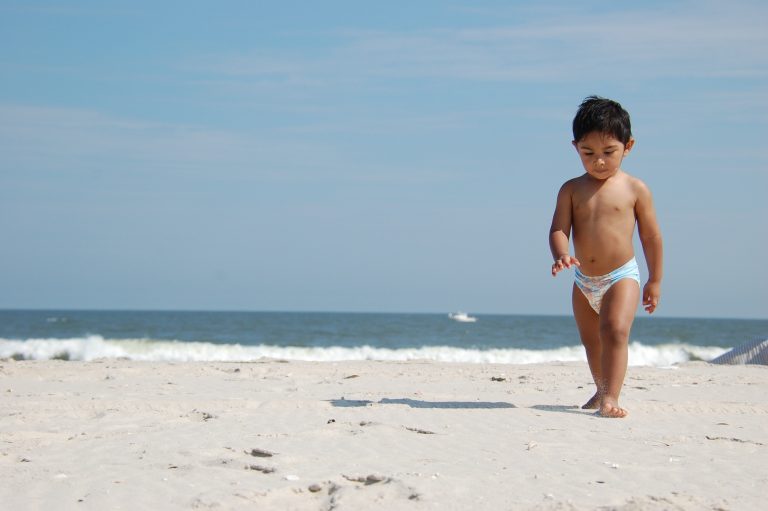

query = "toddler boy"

[549,96,663,418]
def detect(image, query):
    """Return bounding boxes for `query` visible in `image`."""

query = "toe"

[597,403,628,418]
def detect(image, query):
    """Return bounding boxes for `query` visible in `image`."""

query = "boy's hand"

[643,281,661,314]
[551,255,580,276]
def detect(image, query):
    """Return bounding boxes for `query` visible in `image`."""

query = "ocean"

[1,310,766,367]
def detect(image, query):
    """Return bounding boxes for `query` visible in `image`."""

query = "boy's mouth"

[591,167,614,178]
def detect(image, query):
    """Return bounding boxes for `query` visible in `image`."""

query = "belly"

[573,233,635,276]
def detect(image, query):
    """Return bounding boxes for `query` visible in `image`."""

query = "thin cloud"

[0,104,322,178]
[0,104,462,185]
[187,2,766,85]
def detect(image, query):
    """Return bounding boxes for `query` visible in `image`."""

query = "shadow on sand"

[329,398,515,409]
[530,404,592,415]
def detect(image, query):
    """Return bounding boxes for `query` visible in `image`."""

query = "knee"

[600,320,631,344]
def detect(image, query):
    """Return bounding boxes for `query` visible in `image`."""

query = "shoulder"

[621,171,653,198]
[621,172,656,212]
[559,175,586,194]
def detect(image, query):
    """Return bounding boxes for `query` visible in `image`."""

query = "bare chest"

[572,186,636,223]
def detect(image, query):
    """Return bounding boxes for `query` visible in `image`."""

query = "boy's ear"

[624,137,635,154]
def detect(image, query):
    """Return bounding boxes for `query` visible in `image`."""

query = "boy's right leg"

[572,284,602,409]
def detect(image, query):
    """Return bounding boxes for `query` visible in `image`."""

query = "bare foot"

[596,398,628,418]
[582,392,600,409]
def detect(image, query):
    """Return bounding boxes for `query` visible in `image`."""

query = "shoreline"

[1,359,766,510]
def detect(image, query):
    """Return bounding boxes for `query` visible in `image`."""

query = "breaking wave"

[0,336,729,366]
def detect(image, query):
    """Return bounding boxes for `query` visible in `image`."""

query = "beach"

[1,359,766,510]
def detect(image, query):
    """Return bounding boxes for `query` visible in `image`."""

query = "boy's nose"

[596,158,606,166]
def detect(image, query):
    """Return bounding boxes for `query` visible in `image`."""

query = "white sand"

[1,359,766,510]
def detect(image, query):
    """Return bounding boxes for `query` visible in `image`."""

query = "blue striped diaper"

[574,258,641,313]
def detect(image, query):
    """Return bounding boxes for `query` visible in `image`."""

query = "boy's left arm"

[635,181,663,314]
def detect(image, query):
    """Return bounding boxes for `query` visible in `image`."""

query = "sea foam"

[0,336,729,366]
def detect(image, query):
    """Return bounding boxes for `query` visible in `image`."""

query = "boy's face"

[573,131,634,180]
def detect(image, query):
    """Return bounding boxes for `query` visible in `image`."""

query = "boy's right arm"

[549,182,580,276]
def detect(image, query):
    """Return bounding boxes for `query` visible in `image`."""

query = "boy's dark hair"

[572,96,632,145]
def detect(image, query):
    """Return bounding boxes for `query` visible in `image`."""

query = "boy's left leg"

[597,278,640,418]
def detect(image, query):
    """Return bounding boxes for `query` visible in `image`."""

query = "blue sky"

[1,1,766,318]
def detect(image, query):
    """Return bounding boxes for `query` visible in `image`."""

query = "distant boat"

[448,312,477,323]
